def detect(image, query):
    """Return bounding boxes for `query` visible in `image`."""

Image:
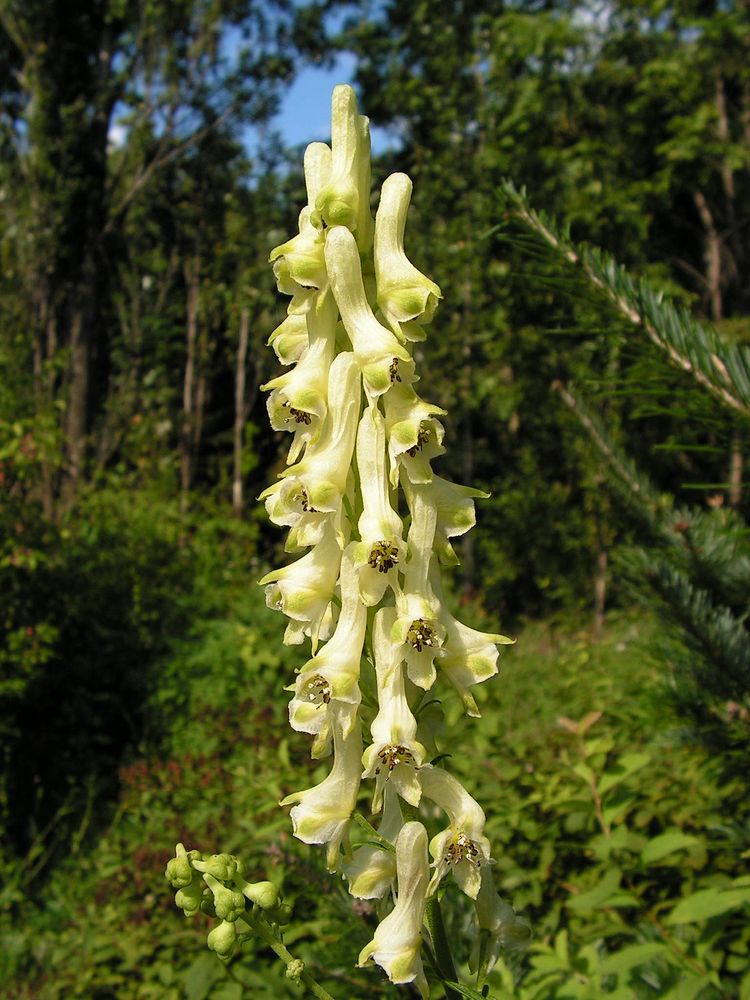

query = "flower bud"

[203,872,246,922]
[207,919,238,961]
[286,959,305,984]
[174,879,204,916]
[165,843,200,888]
[192,853,244,882]
[241,880,279,910]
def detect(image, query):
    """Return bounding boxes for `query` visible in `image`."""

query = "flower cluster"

[261,85,526,993]
[165,844,288,962]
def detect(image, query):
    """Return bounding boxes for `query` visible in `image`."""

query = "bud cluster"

[165,843,288,962]
[261,85,528,993]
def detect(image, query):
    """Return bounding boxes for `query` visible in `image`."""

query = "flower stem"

[247,910,336,1000]
[424,895,462,999]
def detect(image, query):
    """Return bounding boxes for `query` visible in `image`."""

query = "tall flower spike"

[374,172,442,343]
[260,84,521,989]
[358,821,430,997]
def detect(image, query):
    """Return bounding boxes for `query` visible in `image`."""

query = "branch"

[500,180,750,419]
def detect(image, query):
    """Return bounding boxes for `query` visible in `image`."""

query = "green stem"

[247,910,336,1000]
[425,896,461,1000]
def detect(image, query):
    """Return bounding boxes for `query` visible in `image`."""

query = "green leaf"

[666,886,750,924]
[597,942,674,975]
[566,868,623,912]
[184,954,222,1000]
[599,752,650,794]
[444,981,500,1000]
[641,830,701,865]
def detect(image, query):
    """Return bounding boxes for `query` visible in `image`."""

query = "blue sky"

[271,52,395,155]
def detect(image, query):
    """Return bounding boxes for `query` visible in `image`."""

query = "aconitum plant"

[167,84,529,998]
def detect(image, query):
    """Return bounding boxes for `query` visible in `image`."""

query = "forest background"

[1,0,749,997]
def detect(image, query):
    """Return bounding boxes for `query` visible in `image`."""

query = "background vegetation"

[1,0,748,996]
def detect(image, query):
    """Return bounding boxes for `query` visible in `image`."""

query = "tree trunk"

[729,429,743,508]
[693,190,723,322]
[593,547,607,638]
[180,256,200,507]
[233,307,250,516]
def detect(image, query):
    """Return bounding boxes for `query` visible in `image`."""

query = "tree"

[0,0,294,506]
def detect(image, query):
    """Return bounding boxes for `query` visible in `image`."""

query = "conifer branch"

[500,180,750,419]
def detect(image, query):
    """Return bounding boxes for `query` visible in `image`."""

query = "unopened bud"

[193,853,244,882]
[207,919,237,961]
[174,880,203,916]
[286,959,305,983]
[241,880,279,910]
[165,843,200,888]
[204,872,246,922]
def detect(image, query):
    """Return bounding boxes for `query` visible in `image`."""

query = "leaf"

[351,812,395,852]
[444,981,500,1000]
[579,710,603,734]
[641,830,701,865]
[184,954,222,1000]
[597,942,673,975]
[666,886,750,924]
[599,752,650,794]
[566,868,623,912]
[212,986,244,1000]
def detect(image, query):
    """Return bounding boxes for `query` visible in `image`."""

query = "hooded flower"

[383,382,446,487]
[325,225,414,401]
[269,142,332,300]
[352,406,406,606]
[427,562,514,716]
[261,350,361,549]
[374,172,442,342]
[420,766,491,900]
[281,704,362,870]
[261,289,337,465]
[390,486,446,690]
[358,821,429,997]
[267,311,308,366]
[344,782,402,899]
[311,84,370,239]
[403,473,490,567]
[288,545,365,756]
[362,608,426,811]
[470,866,532,974]
[259,519,341,650]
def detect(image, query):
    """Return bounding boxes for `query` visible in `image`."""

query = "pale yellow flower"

[361,608,426,811]
[325,225,414,401]
[420,766,491,900]
[358,821,429,997]
[281,705,362,870]
[374,172,441,342]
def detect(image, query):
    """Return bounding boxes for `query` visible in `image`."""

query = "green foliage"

[441,616,750,999]
[498,185,750,763]
[4,613,749,998]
